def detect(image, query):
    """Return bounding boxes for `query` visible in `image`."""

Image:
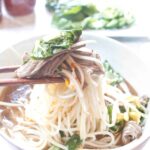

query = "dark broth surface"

[0,80,137,104]
[0,85,32,103]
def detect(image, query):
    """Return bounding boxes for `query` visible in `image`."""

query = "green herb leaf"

[110,120,125,133]
[140,96,150,107]
[66,134,82,150]
[107,105,113,124]
[119,105,126,113]
[59,130,65,137]
[140,116,145,126]
[103,60,124,86]
[137,106,145,113]
[31,29,82,59]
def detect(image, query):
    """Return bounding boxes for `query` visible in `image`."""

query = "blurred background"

[0,0,150,65]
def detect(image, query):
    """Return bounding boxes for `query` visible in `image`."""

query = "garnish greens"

[46,0,135,30]
[119,105,126,113]
[66,134,82,150]
[103,60,124,86]
[107,105,113,124]
[110,120,125,133]
[49,134,82,150]
[31,29,82,59]
[59,130,65,137]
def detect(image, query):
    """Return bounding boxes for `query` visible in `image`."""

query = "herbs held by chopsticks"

[31,29,82,59]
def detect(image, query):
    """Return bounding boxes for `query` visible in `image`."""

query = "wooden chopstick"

[0,65,20,73]
[0,66,64,86]
[0,77,64,86]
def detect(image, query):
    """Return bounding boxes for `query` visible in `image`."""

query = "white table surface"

[0,0,150,149]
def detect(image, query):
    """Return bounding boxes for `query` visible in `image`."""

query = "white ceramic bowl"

[0,33,150,150]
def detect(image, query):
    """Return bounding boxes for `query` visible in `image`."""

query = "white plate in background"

[0,0,150,53]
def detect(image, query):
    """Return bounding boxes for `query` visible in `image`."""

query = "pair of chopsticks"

[0,42,88,86]
[0,65,64,86]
